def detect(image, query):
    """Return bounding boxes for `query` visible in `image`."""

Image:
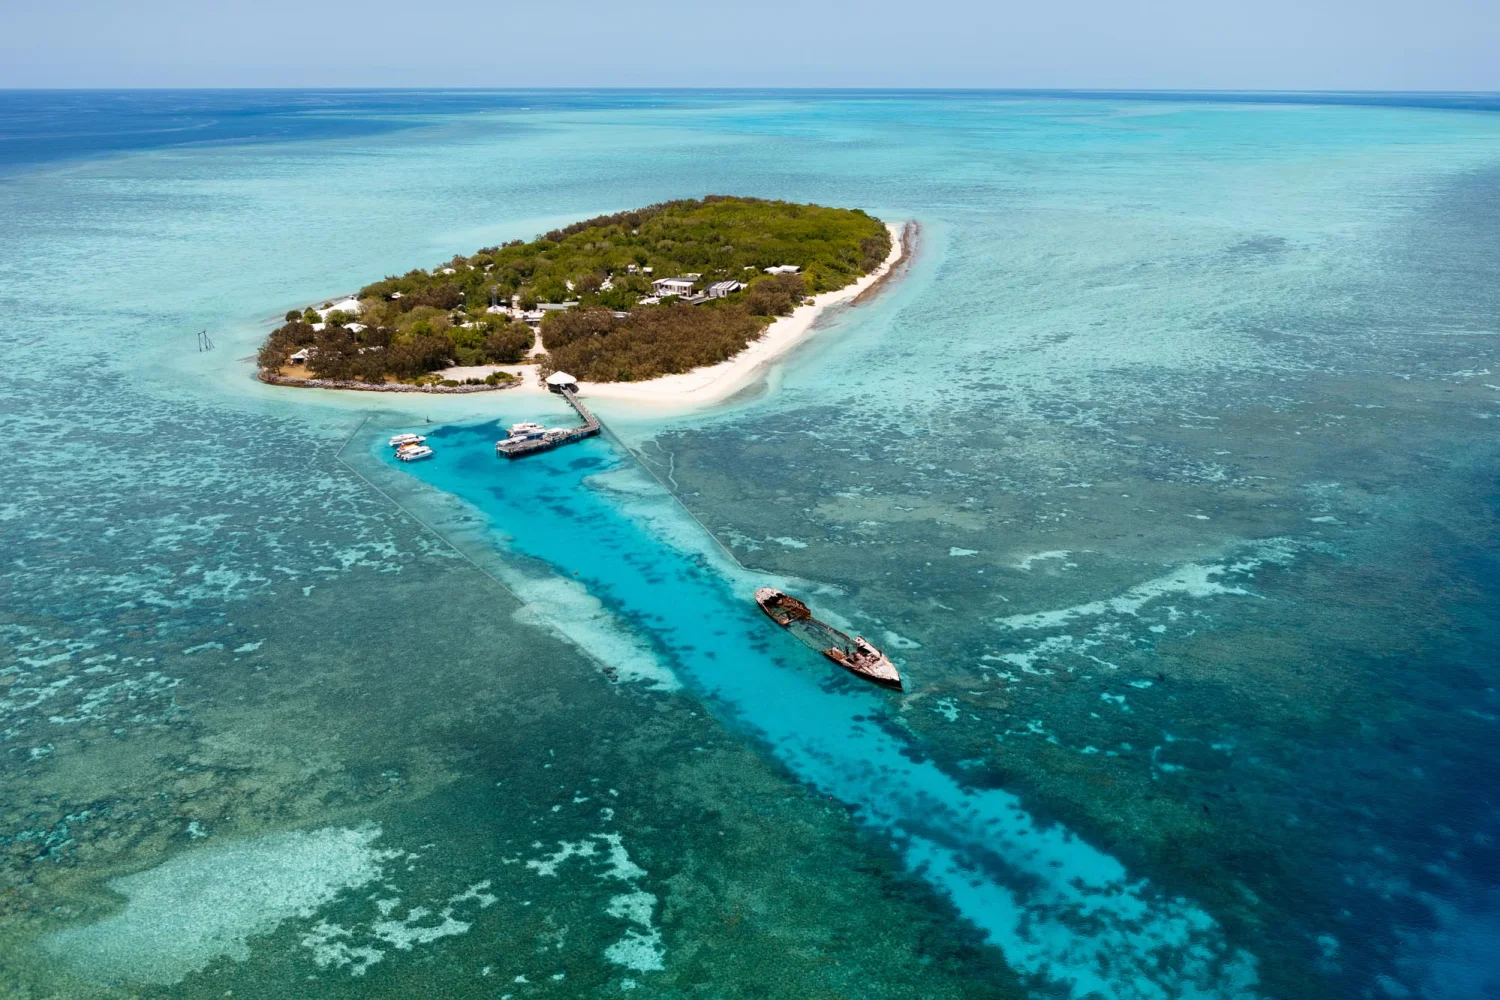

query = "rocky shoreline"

[256,370,521,393]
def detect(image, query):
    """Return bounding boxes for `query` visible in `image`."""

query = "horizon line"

[3,86,1500,95]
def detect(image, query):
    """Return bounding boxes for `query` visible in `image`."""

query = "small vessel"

[389,433,426,447]
[508,421,546,439]
[396,444,434,462]
[754,587,902,690]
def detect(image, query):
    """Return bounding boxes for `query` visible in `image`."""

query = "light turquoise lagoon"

[2,90,1499,999]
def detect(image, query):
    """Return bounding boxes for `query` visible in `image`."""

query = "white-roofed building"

[545,371,578,392]
[652,277,696,297]
[763,264,801,275]
[706,280,743,299]
[316,297,363,319]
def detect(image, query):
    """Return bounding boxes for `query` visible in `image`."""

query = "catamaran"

[395,443,433,462]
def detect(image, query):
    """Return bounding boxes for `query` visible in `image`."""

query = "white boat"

[508,421,546,439]
[396,444,434,462]
[389,433,426,447]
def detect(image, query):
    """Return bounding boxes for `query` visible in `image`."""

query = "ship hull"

[754,586,811,626]
[755,588,902,690]
[822,648,903,689]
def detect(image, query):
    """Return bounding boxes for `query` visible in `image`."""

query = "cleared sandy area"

[434,364,528,382]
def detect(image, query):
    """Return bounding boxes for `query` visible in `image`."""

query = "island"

[257,196,908,397]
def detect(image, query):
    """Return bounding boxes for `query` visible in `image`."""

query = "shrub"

[544,303,765,382]
[483,322,533,363]
[744,273,806,316]
[261,197,889,384]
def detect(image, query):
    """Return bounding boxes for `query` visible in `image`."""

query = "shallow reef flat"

[4,521,1017,999]
[641,166,1500,997]
[3,90,1499,999]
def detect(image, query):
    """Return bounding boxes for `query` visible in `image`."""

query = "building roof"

[316,297,363,318]
[545,371,577,385]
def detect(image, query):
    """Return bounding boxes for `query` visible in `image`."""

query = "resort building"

[545,371,578,392]
[706,280,744,299]
[763,264,801,275]
[316,297,362,319]
[652,277,696,297]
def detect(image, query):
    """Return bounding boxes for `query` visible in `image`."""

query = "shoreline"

[569,220,913,414]
[256,370,521,393]
[254,218,914,418]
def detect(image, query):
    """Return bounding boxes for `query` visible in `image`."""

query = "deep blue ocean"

[1,89,1498,999]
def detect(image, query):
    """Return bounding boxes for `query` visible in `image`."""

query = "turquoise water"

[384,428,1256,997]
[3,90,1499,999]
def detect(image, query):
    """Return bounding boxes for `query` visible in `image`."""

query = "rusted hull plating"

[754,586,812,626]
[754,587,903,690]
[822,646,903,689]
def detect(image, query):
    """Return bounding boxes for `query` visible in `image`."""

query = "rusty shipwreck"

[754,587,902,690]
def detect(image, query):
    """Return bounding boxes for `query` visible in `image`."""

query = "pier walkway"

[494,387,601,458]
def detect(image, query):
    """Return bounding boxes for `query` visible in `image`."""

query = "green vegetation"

[257,196,890,384]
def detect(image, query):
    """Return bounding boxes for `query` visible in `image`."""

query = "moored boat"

[389,433,426,447]
[396,444,433,461]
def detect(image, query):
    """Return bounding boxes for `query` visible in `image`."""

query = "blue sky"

[3,0,1497,90]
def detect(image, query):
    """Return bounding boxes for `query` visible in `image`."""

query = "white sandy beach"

[575,221,906,412]
[481,221,907,415]
[240,221,907,423]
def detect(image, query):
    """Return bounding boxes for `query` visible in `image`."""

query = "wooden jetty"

[495,382,600,459]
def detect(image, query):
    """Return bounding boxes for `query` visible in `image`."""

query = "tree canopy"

[258,196,890,384]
